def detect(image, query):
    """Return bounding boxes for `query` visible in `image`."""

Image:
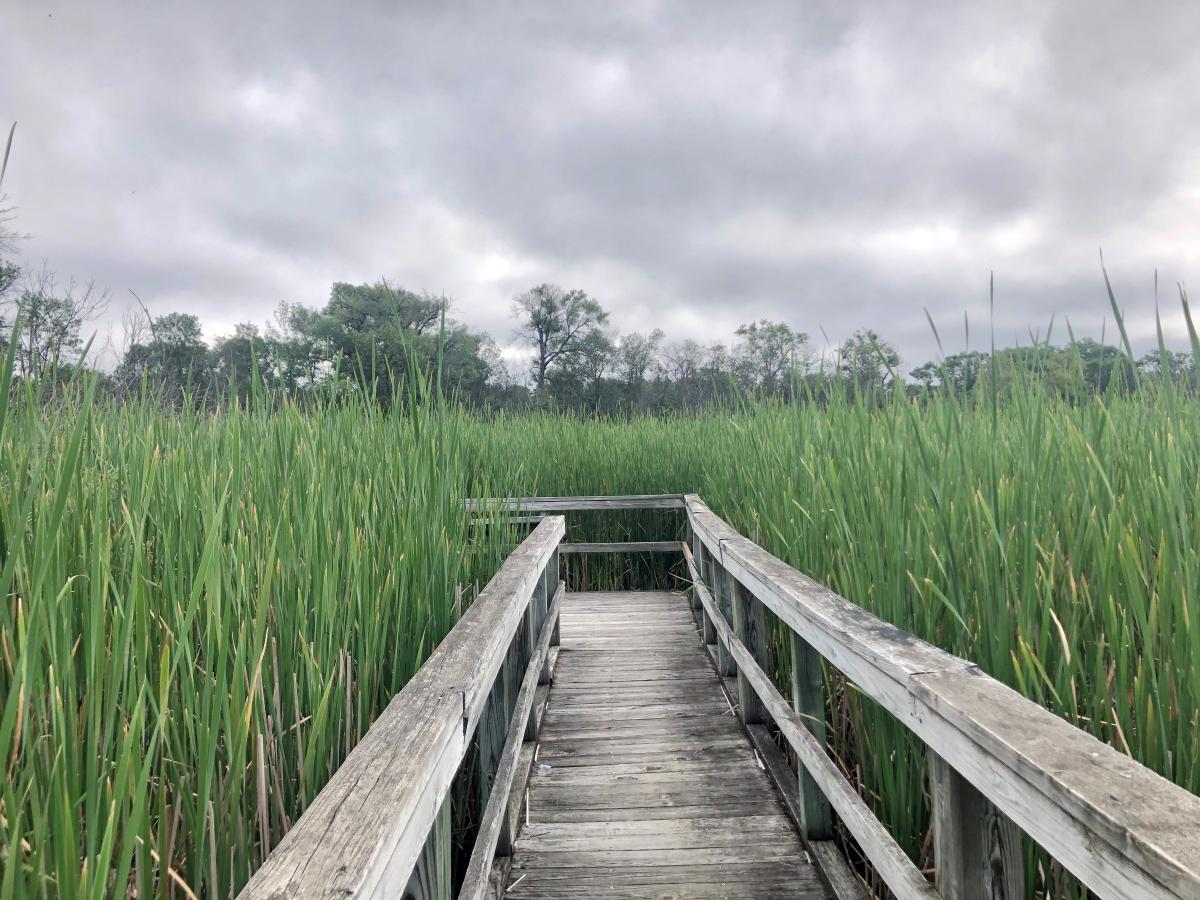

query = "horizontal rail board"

[238,516,566,900]
[466,494,686,512]
[460,584,564,900]
[684,494,1200,899]
[559,541,683,554]
[683,548,934,900]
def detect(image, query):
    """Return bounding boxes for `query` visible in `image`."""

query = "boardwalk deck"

[241,496,1200,900]
[505,591,828,899]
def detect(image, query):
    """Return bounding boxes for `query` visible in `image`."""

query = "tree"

[3,265,108,375]
[910,350,988,393]
[615,329,663,404]
[292,282,490,405]
[212,323,274,400]
[115,311,211,402]
[511,284,609,391]
[733,320,810,394]
[548,329,615,412]
[1138,348,1193,382]
[837,329,900,393]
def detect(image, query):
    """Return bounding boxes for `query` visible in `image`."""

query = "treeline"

[1,267,1197,412]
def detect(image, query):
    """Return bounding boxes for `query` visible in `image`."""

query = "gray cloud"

[1,0,1197,370]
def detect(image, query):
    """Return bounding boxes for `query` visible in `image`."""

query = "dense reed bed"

[0,367,513,899]
[3,343,1198,898]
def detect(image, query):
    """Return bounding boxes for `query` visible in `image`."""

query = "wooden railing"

[682,493,1200,900]
[238,493,1200,900]
[238,516,565,900]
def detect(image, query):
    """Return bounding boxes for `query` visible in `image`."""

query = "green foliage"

[0,378,512,899]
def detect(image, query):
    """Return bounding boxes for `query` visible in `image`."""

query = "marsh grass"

[0,351,515,898]
[2,303,1198,898]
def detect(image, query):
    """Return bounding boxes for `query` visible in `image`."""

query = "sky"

[2,1,1199,371]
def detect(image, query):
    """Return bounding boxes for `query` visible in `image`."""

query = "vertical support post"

[404,794,451,900]
[548,547,561,649]
[477,665,508,817]
[711,558,736,677]
[687,527,701,612]
[730,579,767,724]
[696,541,716,645]
[789,631,832,840]
[928,750,1023,899]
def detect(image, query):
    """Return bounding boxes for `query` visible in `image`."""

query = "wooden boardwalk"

[505,591,827,899]
[240,495,1200,900]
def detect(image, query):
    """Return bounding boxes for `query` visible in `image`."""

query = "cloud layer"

[2,0,1198,367]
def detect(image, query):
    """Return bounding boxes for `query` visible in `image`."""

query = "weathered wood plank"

[686,494,1200,899]
[790,632,832,841]
[466,494,686,512]
[928,749,1022,900]
[514,816,796,852]
[730,577,767,725]
[559,541,683,554]
[237,516,565,900]
[743,724,863,899]
[531,801,786,824]
[692,570,937,900]
[460,585,564,900]
[508,588,821,897]
[505,862,824,899]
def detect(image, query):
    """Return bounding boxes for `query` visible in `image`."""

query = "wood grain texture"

[237,517,565,900]
[559,541,683,554]
[928,750,1022,900]
[466,494,686,512]
[505,590,828,899]
[460,586,564,900]
[691,570,936,900]
[686,494,1200,899]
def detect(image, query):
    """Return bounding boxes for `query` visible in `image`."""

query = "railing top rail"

[237,516,565,900]
[683,493,1200,899]
[466,493,686,512]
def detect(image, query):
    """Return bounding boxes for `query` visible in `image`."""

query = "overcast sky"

[2,1,1198,368]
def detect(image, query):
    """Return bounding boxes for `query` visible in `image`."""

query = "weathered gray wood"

[686,494,1200,900]
[466,494,686,512]
[237,516,565,900]
[730,577,767,725]
[460,586,564,900]
[692,570,937,900]
[508,589,824,898]
[809,842,869,900]
[790,631,832,841]
[403,796,451,900]
[928,750,1022,900]
[559,540,682,554]
[742,724,863,900]
[504,862,824,899]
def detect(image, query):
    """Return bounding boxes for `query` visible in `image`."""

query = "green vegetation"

[0,349,514,898]
[3,296,1199,897]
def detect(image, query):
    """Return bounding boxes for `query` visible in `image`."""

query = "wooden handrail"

[684,493,1200,899]
[465,493,686,512]
[237,516,565,900]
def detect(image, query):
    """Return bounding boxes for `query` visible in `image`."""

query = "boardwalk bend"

[239,495,1200,899]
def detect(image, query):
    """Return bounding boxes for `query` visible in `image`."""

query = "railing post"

[928,750,1023,899]
[404,795,451,900]
[549,548,561,648]
[711,557,736,677]
[478,667,509,820]
[730,578,766,724]
[789,632,832,841]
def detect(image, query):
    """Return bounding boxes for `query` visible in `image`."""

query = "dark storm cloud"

[1,0,1197,369]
